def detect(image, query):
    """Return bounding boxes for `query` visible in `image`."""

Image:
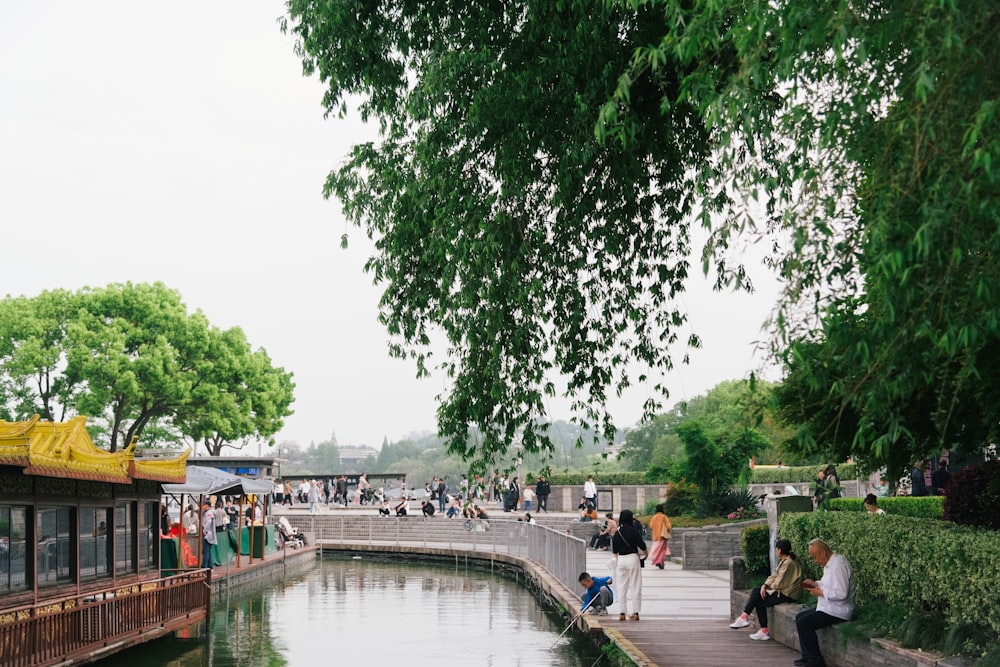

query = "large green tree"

[285,0,1000,471]
[0,283,295,453]
[283,0,732,470]
[0,289,80,422]
[611,1,1000,469]
[620,379,790,474]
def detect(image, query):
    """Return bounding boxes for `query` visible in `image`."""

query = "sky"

[0,2,782,453]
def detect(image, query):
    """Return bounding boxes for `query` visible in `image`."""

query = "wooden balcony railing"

[0,570,210,667]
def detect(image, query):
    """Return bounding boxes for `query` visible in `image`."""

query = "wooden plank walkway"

[582,550,802,666]
[600,620,801,667]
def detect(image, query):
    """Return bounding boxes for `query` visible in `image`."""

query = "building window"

[79,506,112,580]
[139,501,157,571]
[37,506,73,586]
[0,505,28,592]
[115,501,134,575]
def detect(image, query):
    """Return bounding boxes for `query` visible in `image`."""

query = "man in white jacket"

[794,538,856,667]
[583,475,597,509]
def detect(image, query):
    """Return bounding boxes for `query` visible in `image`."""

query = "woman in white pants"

[611,509,647,621]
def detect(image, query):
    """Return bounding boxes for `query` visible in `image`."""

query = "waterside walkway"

[580,549,799,667]
[279,506,801,667]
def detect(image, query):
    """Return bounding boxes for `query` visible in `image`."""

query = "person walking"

[336,476,348,507]
[583,475,597,509]
[648,504,672,569]
[282,480,294,506]
[224,499,240,531]
[910,460,929,496]
[611,509,646,622]
[522,485,535,512]
[728,538,804,640]
[931,460,951,495]
[307,480,321,515]
[503,476,521,512]
[535,475,550,512]
[200,500,217,570]
[437,477,447,512]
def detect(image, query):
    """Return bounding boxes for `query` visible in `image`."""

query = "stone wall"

[748,479,863,499]
[674,519,765,570]
[547,484,663,513]
[539,480,865,513]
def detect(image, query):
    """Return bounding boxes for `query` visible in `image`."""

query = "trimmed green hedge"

[741,523,771,577]
[829,496,944,519]
[546,472,649,486]
[778,511,1000,653]
[750,463,857,484]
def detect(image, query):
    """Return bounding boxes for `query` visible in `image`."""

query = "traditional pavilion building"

[0,415,208,667]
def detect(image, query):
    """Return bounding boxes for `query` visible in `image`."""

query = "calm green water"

[100,556,604,666]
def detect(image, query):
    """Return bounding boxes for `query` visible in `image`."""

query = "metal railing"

[0,570,210,667]
[294,515,586,596]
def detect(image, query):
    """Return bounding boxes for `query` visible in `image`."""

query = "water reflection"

[99,555,603,666]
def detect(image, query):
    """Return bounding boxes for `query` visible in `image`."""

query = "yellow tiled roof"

[0,415,187,484]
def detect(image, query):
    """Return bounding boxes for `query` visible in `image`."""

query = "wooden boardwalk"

[599,620,800,667]
[581,550,802,667]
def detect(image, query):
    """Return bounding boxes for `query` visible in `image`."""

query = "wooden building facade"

[0,416,208,667]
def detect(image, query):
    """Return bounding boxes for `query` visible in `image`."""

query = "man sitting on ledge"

[794,538,855,667]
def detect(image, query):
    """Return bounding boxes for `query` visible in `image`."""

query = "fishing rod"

[549,593,597,650]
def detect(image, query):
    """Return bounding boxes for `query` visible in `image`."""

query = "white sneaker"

[749,630,771,640]
[729,617,750,629]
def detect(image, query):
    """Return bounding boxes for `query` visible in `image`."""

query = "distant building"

[339,446,377,467]
[189,456,276,480]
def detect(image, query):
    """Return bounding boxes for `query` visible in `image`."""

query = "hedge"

[750,463,857,484]
[778,511,1000,652]
[545,472,649,486]
[545,465,860,486]
[828,496,944,519]
[741,523,771,577]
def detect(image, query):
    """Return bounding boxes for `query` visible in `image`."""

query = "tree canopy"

[620,379,795,475]
[284,0,1000,472]
[0,282,295,454]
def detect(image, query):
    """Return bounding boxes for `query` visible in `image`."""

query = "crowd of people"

[262,465,952,666]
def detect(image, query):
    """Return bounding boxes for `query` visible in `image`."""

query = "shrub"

[828,496,944,519]
[741,523,770,577]
[695,486,733,518]
[779,511,1000,655]
[726,486,764,520]
[667,516,744,528]
[546,472,648,486]
[663,479,699,517]
[750,463,857,484]
[943,459,1000,530]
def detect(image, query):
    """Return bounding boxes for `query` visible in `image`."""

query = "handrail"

[0,571,210,667]
[297,515,586,597]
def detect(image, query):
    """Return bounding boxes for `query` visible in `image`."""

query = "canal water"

[100,555,604,666]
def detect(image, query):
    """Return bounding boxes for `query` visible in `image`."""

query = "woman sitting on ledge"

[729,538,804,640]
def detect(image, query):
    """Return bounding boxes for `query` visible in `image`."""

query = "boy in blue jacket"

[578,572,613,615]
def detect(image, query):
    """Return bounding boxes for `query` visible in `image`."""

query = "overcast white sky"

[0,2,781,452]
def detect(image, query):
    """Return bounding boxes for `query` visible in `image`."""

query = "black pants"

[590,533,607,549]
[537,495,548,511]
[742,587,796,628]
[795,608,845,663]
